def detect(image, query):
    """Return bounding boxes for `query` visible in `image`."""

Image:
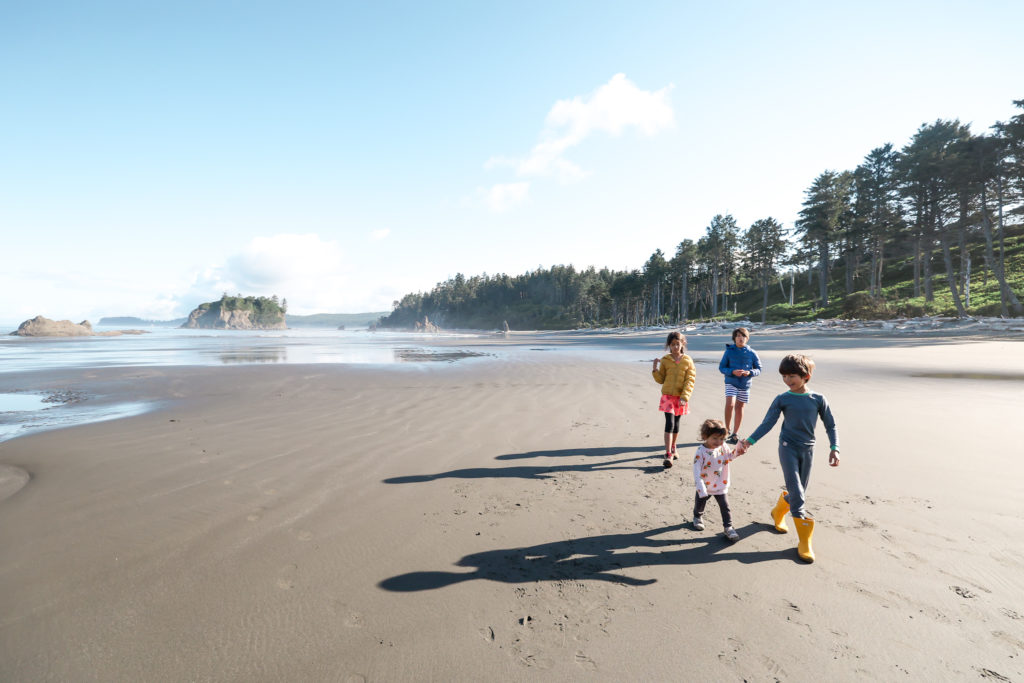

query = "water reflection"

[912,372,1024,381]
[0,329,492,372]
[215,346,288,364]
[394,348,490,363]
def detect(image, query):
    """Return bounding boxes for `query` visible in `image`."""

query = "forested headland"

[381,100,1024,330]
[182,294,288,329]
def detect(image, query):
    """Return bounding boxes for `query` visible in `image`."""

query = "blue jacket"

[719,343,762,391]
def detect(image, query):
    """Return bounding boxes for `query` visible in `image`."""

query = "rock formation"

[181,303,287,330]
[413,316,441,333]
[10,316,146,337]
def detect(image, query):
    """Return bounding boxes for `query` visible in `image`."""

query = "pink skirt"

[659,394,690,416]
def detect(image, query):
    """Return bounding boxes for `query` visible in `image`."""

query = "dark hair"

[665,331,686,350]
[700,418,728,440]
[732,327,750,341]
[778,353,814,379]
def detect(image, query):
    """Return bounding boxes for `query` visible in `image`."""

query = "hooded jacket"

[719,343,762,391]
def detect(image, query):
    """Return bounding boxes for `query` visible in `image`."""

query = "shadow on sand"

[379,522,799,592]
[383,445,700,484]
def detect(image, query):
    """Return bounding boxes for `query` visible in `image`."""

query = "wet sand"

[1,330,1023,681]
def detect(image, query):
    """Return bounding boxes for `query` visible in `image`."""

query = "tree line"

[382,100,1024,330]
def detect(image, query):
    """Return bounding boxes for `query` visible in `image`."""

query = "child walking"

[718,326,762,444]
[736,353,840,563]
[692,419,742,542]
[651,331,696,469]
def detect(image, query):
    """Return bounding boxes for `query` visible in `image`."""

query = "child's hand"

[735,440,748,455]
[652,358,660,370]
[829,450,840,467]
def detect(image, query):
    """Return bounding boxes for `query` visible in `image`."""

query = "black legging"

[664,412,681,434]
[694,492,733,527]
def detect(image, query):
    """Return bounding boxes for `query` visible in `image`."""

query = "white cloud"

[489,73,675,184]
[483,182,530,212]
[179,233,351,315]
[546,72,675,140]
[369,228,391,241]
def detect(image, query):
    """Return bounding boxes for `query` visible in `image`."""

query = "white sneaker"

[724,526,739,542]
[692,516,705,531]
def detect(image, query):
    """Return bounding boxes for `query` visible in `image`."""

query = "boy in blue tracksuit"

[737,353,840,563]
[718,327,762,445]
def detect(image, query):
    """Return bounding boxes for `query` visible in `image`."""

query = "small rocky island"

[10,316,146,337]
[181,295,287,330]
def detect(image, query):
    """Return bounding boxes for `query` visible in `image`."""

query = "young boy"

[718,327,762,444]
[736,353,840,562]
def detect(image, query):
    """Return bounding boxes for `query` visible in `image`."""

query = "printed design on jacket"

[693,443,740,497]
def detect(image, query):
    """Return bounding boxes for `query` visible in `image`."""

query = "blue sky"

[2,1,1022,321]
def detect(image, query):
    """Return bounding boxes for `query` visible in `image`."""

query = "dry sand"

[1,330,1023,681]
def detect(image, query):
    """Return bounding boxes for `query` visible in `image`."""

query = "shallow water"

[0,399,150,444]
[0,327,491,373]
[0,393,48,412]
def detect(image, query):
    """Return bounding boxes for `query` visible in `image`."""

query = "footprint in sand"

[574,652,597,671]
[479,626,495,642]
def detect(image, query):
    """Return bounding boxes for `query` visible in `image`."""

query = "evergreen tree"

[795,171,852,307]
[743,218,789,323]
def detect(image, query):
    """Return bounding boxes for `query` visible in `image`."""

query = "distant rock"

[181,296,287,330]
[413,316,441,333]
[10,315,147,337]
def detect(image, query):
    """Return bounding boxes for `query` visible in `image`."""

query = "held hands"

[735,439,749,456]
[829,450,840,467]
[731,369,751,377]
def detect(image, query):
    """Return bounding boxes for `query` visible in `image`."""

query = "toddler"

[692,419,741,542]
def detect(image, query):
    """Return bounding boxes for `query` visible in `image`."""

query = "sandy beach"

[1,329,1023,681]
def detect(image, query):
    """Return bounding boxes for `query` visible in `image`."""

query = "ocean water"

[0,327,491,443]
[0,326,491,373]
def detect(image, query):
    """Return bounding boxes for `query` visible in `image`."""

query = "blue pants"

[779,442,814,519]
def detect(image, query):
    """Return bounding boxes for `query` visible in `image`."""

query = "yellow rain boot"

[770,491,790,533]
[793,517,815,563]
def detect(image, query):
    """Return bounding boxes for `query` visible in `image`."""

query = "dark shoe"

[726,433,739,445]
[663,457,673,468]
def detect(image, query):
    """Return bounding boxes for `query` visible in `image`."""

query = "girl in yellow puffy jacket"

[651,330,696,468]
